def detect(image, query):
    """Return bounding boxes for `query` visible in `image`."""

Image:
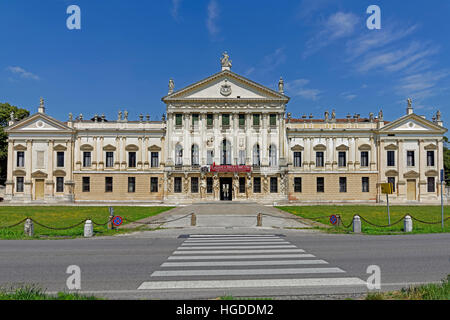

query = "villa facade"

[4,53,447,204]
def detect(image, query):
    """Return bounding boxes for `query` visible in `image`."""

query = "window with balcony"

[175,144,183,166]
[253,144,260,166]
[387,151,395,167]
[106,152,114,168]
[83,152,91,167]
[16,151,25,167]
[361,152,369,167]
[191,144,199,166]
[269,145,277,167]
[293,152,302,167]
[56,152,65,167]
[128,152,136,168]
[151,152,159,167]
[338,152,346,167]
[316,152,324,167]
[427,151,435,167]
[221,140,231,165]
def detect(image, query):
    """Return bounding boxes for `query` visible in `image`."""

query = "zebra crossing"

[138,234,366,290]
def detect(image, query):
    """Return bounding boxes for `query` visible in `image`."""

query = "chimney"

[38,97,45,113]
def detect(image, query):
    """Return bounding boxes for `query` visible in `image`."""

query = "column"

[76,136,82,170]
[92,136,98,170]
[5,139,14,198]
[232,112,238,165]
[138,137,143,169]
[121,136,127,169]
[115,137,121,170]
[66,139,74,200]
[144,136,149,169]
[99,137,104,170]
[25,139,32,200]
[46,140,54,198]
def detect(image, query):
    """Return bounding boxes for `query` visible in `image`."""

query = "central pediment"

[162,70,289,102]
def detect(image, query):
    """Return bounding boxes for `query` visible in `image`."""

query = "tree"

[0,103,30,184]
[443,136,450,181]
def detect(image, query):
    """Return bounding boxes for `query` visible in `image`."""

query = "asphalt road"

[0,228,448,299]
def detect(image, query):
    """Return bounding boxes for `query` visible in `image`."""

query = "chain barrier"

[32,219,86,231]
[0,218,29,229]
[410,215,450,225]
[262,213,330,221]
[123,212,194,225]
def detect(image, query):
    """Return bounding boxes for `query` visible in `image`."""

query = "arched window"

[191,144,199,166]
[175,144,183,166]
[269,144,277,167]
[253,144,260,166]
[222,139,231,165]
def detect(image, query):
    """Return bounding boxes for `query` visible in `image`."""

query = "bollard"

[191,213,196,227]
[336,215,342,227]
[257,213,263,227]
[84,220,93,237]
[24,218,34,237]
[108,211,114,230]
[404,215,413,233]
[352,215,361,233]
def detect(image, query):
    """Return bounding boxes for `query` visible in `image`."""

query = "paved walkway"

[124,203,313,229]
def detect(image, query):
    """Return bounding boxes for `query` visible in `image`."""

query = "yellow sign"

[381,183,393,194]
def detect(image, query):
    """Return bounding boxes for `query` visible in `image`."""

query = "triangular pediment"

[379,114,447,134]
[162,70,289,102]
[6,113,74,133]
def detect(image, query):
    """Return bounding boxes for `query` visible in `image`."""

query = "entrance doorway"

[35,179,45,200]
[407,179,416,200]
[220,178,232,201]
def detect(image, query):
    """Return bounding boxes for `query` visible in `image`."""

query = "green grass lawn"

[277,205,450,234]
[0,206,173,239]
[0,284,101,300]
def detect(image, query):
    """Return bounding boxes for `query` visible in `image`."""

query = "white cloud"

[6,66,40,80]
[285,79,321,101]
[341,92,357,101]
[171,0,182,21]
[206,0,219,37]
[397,70,449,100]
[304,12,359,58]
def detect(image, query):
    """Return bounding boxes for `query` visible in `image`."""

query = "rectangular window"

[294,152,302,167]
[239,177,245,193]
[175,113,183,126]
[222,114,230,126]
[16,177,24,193]
[207,150,214,165]
[270,177,278,193]
[191,177,199,193]
[151,152,159,167]
[238,150,246,165]
[105,177,113,192]
[17,151,25,167]
[207,114,213,127]
[388,177,396,192]
[56,177,64,193]
[407,151,415,166]
[338,152,347,167]
[316,152,324,167]
[253,177,261,193]
[174,177,182,193]
[239,114,245,127]
[128,177,135,193]
[128,152,136,168]
[387,151,395,167]
[362,177,369,193]
[36,151,45,169]
[361,152,369,167]
[106,152,114,168]
[269,114,277,126]
[206,177,213,194]
[317,177,325,193]
[294,177,302,193]
[253,114,260,126]
[83,152,91,167]
[339,177,347,193]
[56,152,64,167]
[82,177,90,192]
[427,151,435,167]
[191,113,199,126]
[150,177,158,193]
[427,177,435,193]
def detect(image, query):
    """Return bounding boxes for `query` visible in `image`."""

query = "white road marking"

[161,260,329,267]
[182,241,290,246]
[151,267,345,277]
[188,235,281,237]
[178,245,297,250]
[184,237,281,241]
[138,277,367,290]
[183,239,286,243]
[173,249,305,254]
[167,254,315,260]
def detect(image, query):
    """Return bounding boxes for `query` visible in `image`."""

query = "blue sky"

[1,0,450,127]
